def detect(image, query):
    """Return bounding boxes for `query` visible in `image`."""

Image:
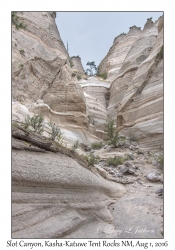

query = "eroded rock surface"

[71,56,85,74]
[12,126,125,238]
[12,12,101,146]
[98,26,141,82]
[98,16,164,150]
[12,12,163,239]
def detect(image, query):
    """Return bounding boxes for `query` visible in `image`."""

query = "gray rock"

[120,166,129,174]
[135,165,139,170]
[117,173,123,177]
[152,161,158,166]
[131,141,137,146]
[155,188,163,194]
[127,168,136,175]
[117,165,125,171]
[109,170,115,174]
[154,152,161,157]
[124,142,130,148]
[125,161,135,169]
[147,171,162,182]
[138,149,144,155]
[86,145,91,151]
[128,153,135,160]
[90,149,95,153]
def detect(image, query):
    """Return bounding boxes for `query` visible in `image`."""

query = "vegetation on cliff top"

[12,12,27,30]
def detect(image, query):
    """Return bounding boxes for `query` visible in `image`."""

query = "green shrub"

[69,60,74,68]
[104,118,119,147]
[106,156,125,167]
[12,12,27,30]
[97,72,107,80]
[91,141,103,150]
[156,45,163,59]
[87,153,100,167]
[77,74,81,80]
[49,122,63,142]
[19,64,24,67]
[72,140,79,150]
[158,155,163,168]
[23,114,44,134]
[19,49,25,55]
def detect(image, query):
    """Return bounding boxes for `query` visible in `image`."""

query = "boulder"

[155,188,163,194]
[125,161,136,169]
[147,171,163,182]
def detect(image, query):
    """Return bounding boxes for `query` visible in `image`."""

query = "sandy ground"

[94,146,164,239]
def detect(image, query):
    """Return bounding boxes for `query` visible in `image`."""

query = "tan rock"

[98,27,141,82]
[12,142,125,238]
[71,56,85,74]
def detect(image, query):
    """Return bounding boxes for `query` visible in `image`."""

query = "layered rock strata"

[12,12,100,145]
[71,56,85,74]
[12,12,85,115]
[115,18,163,150]
[80,77,110,138]
[98,26,141,82]
[12,125,125,238]
[101,16,163,150]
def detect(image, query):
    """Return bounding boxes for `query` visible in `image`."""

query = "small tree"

[87,153,100,167]
[24,114,44,134]
[72,140,79,150]
[66,41,70,53]
[104,117,119,147]
[86,61,97,76]
[49,122,63,142]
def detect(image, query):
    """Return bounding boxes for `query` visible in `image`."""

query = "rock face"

[71,56,85,74]
[12,12,163,239]
[81,77,110,138]
[12,12,99,146]
[98,27,141,82]
[12,126,125,238]
[12,11,84,110]
[98,16,163,150]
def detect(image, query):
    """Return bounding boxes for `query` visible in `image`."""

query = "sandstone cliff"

[12,11,99,146]
[98,16,163,150]
[12,12,163,239]
[71,56,85,74]
[12,125,125,238]
[98,27,141,82]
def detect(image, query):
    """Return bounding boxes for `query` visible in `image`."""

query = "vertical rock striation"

[103,16,163,150]
[71,56,85,74]
[81,77,110,138]
[12,12,98,145]
[98,26,141,82]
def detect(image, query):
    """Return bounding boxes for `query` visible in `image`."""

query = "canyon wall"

[71,56,85,74]
[12,11,99,145]
[12,12,163,238]
[98,16,163,150]
[98,26,141,82]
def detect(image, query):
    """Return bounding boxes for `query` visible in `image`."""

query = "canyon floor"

[12,125,163,239]
[82,147,163,239]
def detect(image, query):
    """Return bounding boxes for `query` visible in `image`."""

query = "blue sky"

[56,12,163,70]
